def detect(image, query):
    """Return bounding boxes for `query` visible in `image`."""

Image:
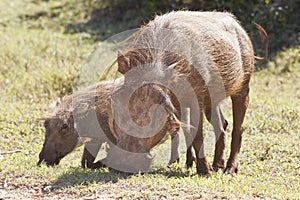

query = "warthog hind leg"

[225,87,250,174]
[205,105,228,172]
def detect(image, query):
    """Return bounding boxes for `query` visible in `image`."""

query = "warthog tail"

[254,22,268,61]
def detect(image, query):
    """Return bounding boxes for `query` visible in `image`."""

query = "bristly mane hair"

[49,79,122,122]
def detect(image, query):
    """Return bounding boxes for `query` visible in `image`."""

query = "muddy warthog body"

[38,78,180,172]
[117,11,268,175]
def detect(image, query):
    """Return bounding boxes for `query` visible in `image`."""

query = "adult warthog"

[38,78,180,172]
[116,11,268,176]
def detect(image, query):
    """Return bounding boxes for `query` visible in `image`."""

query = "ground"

[0,0,299,199]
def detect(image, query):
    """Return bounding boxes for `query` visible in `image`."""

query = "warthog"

[116,11,268,176]
[38,78,180,172]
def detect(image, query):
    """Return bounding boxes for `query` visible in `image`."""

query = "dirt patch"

[0,185,116,200]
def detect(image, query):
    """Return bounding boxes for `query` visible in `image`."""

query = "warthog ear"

[117,51,130,74]
[54,98,62,114]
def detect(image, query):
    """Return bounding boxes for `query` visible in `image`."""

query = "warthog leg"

[81,143,104,169]
[168,134,180,165]
[225,86,250,174]
[185,146,196,168]
[191,109,211,176]
[205,105,228,172]
[182,108,196,168]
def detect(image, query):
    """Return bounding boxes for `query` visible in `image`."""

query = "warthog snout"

[37,150,61,166]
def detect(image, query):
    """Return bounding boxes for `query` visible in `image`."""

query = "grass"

[0,0,299,199]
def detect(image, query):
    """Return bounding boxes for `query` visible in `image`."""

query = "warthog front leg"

[81,143,104,169]
[181,107,196,168]
[185,146,196,168]
[192,110,211,176]
[168,134,180,165]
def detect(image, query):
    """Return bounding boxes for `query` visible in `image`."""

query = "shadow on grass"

[149,165,194,178]
[51,165,193,190]
[18,1,147,42]
[51,167,131,190]
[64,8,143,42]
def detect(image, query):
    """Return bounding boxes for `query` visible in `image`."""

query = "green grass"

[0,0,299,199]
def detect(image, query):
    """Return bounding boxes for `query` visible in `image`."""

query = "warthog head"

[37,112,80,166]
[110,82,180,153]
[37,81,116,167]
[101,82,181,173]
[37,95,89,167]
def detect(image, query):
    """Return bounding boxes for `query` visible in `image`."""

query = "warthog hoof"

[224,166,239,175]
[196,157,211,177]
[212,162,225,172]
[168,158,180,167]
[198,171,211,178]
[186,155,196,168]
[212,166,225,172]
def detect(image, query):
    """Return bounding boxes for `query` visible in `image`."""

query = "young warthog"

[38,80,117,168]
[38,78,180,172]
[117,11,268,176]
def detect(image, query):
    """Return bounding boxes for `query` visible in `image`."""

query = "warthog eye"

[62,123,68,129]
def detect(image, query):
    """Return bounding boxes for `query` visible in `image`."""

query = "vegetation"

[98,0,299,53]
[0,0,299,199]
